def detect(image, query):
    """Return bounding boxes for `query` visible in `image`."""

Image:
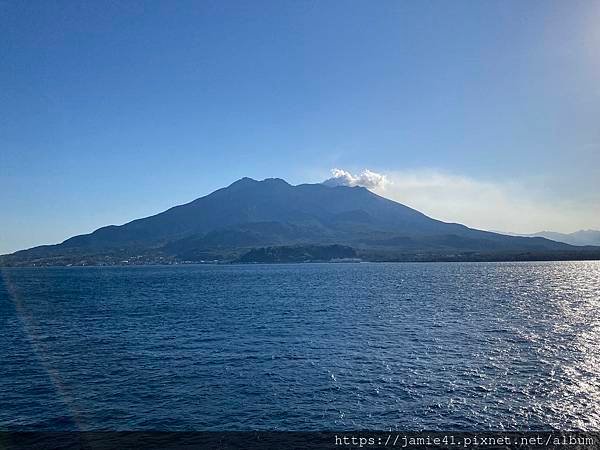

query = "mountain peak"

[228,177,291,189]
[229,177,259,187]
[260,177,290,186]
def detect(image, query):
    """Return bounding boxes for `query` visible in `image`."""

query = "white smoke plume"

[322,167,599,233]
[323,168,389,190]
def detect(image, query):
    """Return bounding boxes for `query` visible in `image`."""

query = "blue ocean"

[1,262,599,430]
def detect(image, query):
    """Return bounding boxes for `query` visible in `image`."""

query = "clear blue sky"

[2,0,599,253]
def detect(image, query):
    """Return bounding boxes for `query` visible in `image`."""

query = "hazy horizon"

[2,1,599,254]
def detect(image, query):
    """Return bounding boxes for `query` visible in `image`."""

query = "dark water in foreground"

[1,262,599,431]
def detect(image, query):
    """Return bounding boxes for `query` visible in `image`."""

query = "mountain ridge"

[497,229,600,247]
[2,177,599,266]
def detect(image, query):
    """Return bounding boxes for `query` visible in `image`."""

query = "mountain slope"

[2,177,597,266]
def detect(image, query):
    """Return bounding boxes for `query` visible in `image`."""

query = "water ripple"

[1,261,599,430]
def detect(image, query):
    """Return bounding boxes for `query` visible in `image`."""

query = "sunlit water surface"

[1,261,599,430]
